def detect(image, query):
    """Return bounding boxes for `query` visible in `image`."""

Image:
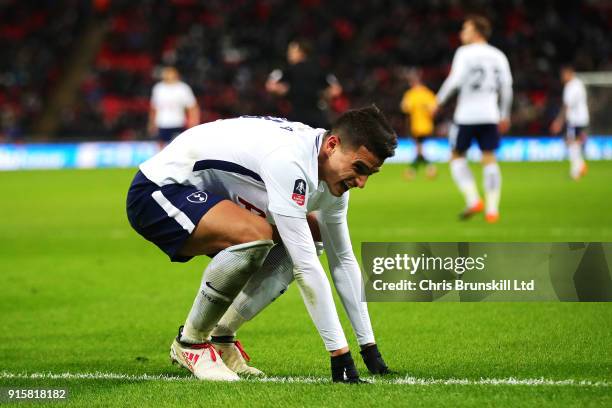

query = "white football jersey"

[140,116,374,352]
[151,81,197,128]
[563,77,589,127]
[437,43,513,124]
[139,116,347,223]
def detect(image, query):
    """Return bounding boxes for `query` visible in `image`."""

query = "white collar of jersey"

[315,130,325,154]
[314,131,326,192]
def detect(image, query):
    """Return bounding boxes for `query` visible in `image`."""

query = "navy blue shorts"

[450,123,499,153]
[566,126,587,142]
[158,127,185,143]
[126,171,225,262]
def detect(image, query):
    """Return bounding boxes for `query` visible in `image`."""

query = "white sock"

[211,243,294,338]
[568,143,585,179]
[450,158,480,207]
[210,306,247,338]
[181,240,273,344]
[483,162,501,215]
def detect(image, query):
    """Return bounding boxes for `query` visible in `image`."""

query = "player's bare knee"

[235,219,273,245]
[451,150,465,160]
[481,151,497,165]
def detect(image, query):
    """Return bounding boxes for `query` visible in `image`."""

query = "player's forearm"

[555,106,567,124]
[321,220,375,345]
[321,220,391,375]
[273,213,348,351]
[148,109,157,133]
[325,83,342,99]
[186,105,200,128]
[293,259,350,351]
[329,253,375,345]
[266,69,289,95]
[500,85,513,120]
[436,76,458,106]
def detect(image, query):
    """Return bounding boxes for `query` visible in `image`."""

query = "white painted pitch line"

[0,372,609,387]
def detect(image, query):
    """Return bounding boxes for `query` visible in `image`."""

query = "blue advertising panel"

[1,137,611,170]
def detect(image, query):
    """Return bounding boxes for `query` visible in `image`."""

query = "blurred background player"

[435,16,513,223]
[400,68,438,180]
[266,39,342,129]
[148,66,200,146]
[550,65,589,180]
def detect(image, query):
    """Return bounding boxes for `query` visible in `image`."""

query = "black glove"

[360,344,391,375]
[330,352,361,383]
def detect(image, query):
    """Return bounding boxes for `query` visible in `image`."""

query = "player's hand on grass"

[360,344,391,375]
[331,352,361,383]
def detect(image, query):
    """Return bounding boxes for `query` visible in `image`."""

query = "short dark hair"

[330,105,397,160]
[466,15,492,39]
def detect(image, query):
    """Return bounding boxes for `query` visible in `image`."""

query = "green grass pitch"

[0,161,611,407]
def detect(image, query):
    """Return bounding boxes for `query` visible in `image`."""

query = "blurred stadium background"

[1,0,612,169]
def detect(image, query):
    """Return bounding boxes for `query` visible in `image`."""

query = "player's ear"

[326,134,340,151]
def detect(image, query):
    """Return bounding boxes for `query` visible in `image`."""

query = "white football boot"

[170,335,239,381]
[212,340,265,377]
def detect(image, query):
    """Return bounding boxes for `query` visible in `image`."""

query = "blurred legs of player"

[568,142,587,180]
[481,151,501,223]
[404,137,437,180]
[566,127,588,180]
[449,124,501,222]
[450,153,483,219]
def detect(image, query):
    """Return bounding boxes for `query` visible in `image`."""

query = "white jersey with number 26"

[437,43,513,125]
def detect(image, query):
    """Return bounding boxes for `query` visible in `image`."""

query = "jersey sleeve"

[268,69,284,83]
[272,212,348,351]
[436,48,466,105]
[325,73,340,87]
[498,54,513,120]
[260,148,311,218]
[182,84,197,107]
[151,84,160,107]
[562,84,571,106]
[564,82,582,109]
[319,191,349,224]
[317,215,375,346]
[400,90,412,114]
[426,88,437,110]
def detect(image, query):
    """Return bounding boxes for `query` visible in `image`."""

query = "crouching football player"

[126,106,395,381]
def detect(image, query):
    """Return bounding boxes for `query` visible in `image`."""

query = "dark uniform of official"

[274,61,337,129]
